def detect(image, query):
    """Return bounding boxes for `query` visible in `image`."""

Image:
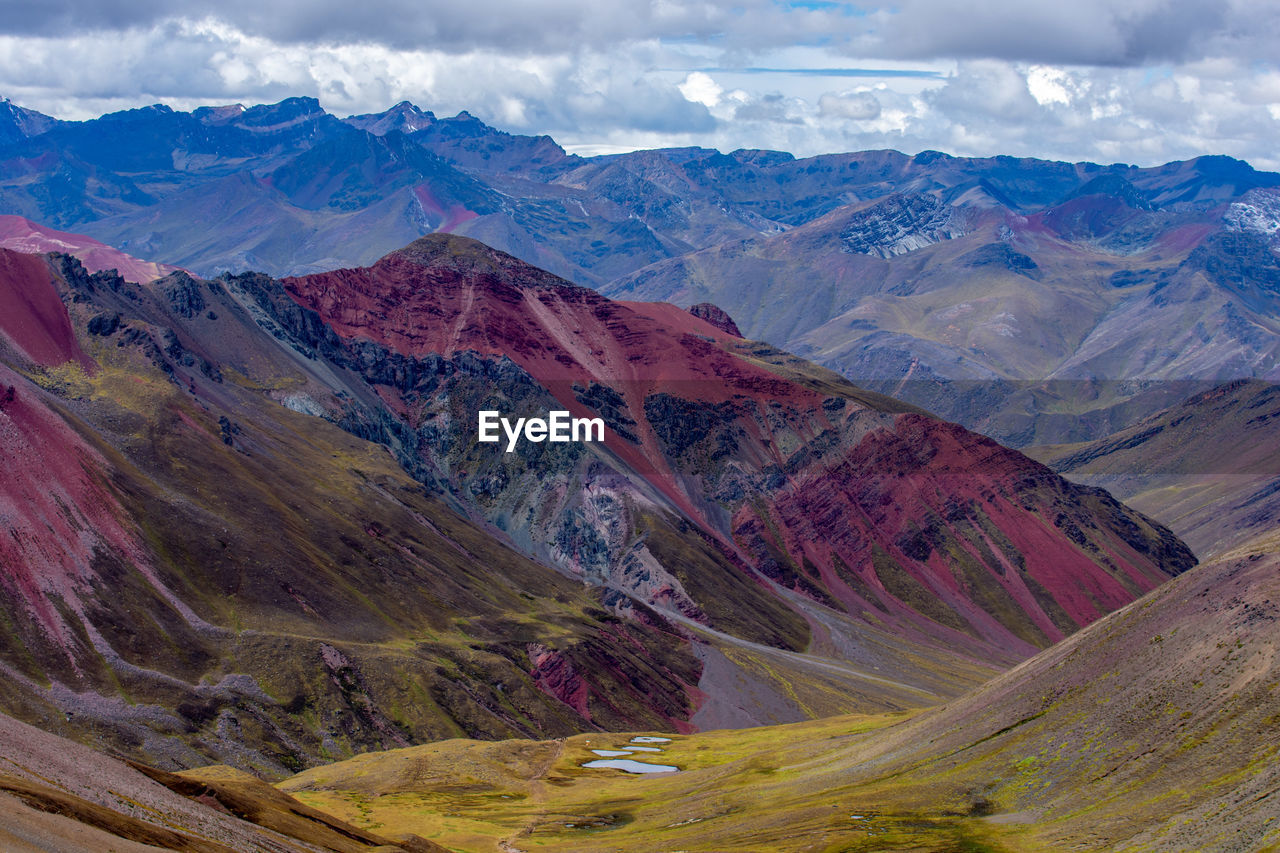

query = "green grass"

[279,713,1043,853]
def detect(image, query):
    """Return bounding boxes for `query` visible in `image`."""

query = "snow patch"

[1224,189,1280,246]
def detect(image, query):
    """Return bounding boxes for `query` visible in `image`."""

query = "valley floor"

[278,713,1031,853]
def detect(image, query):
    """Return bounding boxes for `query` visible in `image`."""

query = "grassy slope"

[1029,379,1280,559]
[0,708,442,852]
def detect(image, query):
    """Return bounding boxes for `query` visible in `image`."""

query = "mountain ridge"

[5,96,1276,446]
[0,229,1194,773]
[1029,378,1280,558]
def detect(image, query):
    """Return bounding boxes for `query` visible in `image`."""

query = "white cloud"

[678,71,723,108]
[1026,66,1074,107]
[0,3,1277,169]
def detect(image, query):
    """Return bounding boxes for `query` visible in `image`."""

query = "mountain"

[0,246,711,774]
[1030,379,1280,558]
[268,234,1192,659]
[0,98,58,145]
[344,100,437,136]
[0,231,1192,774]
[605,165,1280,447]
[278,525,1280,852]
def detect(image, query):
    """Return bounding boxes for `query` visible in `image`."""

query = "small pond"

[582,758,679,773]
[581,735,680,774]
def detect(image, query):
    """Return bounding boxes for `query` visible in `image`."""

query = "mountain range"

[0,95,1277,852]
[3,97,1280,444]
[0,221,1195,775]
[1,432,1273,850]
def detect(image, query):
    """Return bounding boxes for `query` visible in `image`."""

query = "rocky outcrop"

[840,194,970,258]
[687,302,742,337]
[160,272,208,319]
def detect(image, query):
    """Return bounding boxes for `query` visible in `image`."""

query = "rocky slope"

[0,231,1193,778]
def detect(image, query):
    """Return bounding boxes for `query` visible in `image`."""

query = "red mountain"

[275,235,1193,660]
[0,232,1193,773]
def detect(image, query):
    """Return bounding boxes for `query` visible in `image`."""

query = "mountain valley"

[0,228,1198,773]
[276,524,1280,852]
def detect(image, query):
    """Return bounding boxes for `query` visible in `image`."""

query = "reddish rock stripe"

[0,250,94,371]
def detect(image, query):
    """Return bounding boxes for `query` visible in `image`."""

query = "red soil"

[413,185,479,232]
[0,249,94,370]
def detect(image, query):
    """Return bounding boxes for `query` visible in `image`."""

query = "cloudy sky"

[1,0,1279,168]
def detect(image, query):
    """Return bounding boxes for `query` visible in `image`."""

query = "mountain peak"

[344,101,437,136]
[192,103,246,125]
[383,233,580,290]
[236,96,326,128]
[97,103,175,122]
[434,110,495,138]
[0,99,57,142]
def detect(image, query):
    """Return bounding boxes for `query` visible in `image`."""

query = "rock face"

[0,232,1194,776]
[686,302,742,337]
[839,193,970,257]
